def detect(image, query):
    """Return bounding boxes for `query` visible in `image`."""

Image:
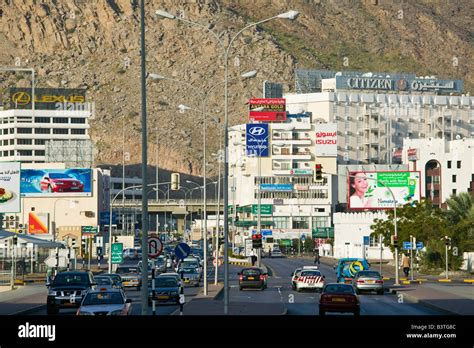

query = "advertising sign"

[252,204,272,215]
[100,169,111,211]
[407,148,418,161]
[246,123,269,157]
[4,87,86,110]
[315,123,337,157]
[20,168,92,197]
[290,169,313,175]
[249,98,286,122]
[0,162,21,213]
[347,171,421,209]
[28,212,49,235]
[260,184,293,192]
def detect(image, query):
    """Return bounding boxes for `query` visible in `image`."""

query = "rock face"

[0,0,472,177]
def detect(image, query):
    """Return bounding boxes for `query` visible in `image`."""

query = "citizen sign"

[249,126,266,136]
[347,78,392,90]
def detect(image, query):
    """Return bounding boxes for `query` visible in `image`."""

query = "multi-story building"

[229,112,336,246]
[0,87,91,163]
[287,70,474,165]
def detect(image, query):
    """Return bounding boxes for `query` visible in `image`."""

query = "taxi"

[76,288,132,316]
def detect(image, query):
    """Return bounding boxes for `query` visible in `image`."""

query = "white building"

[333,212,393,260]
[401,137,474,206]
[287,70,474,165]
[228,112,336,245]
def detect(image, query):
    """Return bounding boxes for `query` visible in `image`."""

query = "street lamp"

[156,8,299,314]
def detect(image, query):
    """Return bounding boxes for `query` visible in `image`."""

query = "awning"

[0,230,65,248]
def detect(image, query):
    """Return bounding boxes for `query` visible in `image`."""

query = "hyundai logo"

[248,127,266,136]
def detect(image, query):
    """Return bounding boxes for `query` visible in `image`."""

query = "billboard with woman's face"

[348,171,421,209]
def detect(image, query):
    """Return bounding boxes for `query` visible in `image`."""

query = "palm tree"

[446,192,473,224]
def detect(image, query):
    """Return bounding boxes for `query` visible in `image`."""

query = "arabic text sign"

[20,168,92,197]
[246,123,269,157]
[315,123,337,157]
[251,204,273,215]
[249,98,286,122]
[0,162,21,213]
[348,171,421,209]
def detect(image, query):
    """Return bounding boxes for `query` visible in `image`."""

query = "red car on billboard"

[40,173,84,193]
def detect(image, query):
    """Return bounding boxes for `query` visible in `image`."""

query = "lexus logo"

[248,126,266,136]
[11,92,31,106]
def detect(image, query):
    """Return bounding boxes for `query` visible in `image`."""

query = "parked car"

[46,271,96,315]
[40,173,84,193]
[76,288,132,316]
[99,273,123,289]
[319,283,360,316]
[116,266,141,290]
[352,270,384,295]
[238,268,267,291]
[148,276,181,305]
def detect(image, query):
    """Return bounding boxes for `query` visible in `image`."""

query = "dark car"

[319,283,360,316]
[100,273,123,289]
[40,173,84,193]
[148,277,180,305]
[238,268,267,291]
[46,271,96,315]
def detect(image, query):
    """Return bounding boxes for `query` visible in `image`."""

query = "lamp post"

[156,8,299,314]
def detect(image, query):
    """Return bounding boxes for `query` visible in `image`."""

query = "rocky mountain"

[0,0,472,180]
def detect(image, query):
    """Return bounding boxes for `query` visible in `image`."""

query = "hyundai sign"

[246,123,269,157]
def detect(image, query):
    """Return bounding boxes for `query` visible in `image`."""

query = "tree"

[445,193,474,259]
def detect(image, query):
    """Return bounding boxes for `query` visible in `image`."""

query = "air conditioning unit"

[357,116,364,121]
[345,131,353,136]
[18,224,23,228]
[396,118,403,122]
[335,116,341,121]
[357,131,364,136]
[345,116,352,121]
[418,132,425,137]
[337,146,342,150]
[396,132,403,137]
[273,162,281,167]
[358,146,364,150]
[337,131,343,136]
[9,216,15,220]
[345,145,353,150]
[408,118,416,123]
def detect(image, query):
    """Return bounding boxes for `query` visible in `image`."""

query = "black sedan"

[148,277,180,305]
[238,268,267,291]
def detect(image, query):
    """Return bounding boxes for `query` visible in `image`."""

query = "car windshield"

[358,271,381,278]
[116,267,138,274]
[95,277,112,285]
[300,271,322,277]
[242,269,261,276]
[324,284,355,294]
[181,267,197,273]
[82,292,124,306]
[156,278,178,287]
[49,173,73,179]
[53,274,88,286]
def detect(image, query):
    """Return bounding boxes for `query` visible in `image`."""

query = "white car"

[270,250,284,258]
[293,269,325,292]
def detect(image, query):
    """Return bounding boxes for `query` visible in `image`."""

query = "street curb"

[10,304,46,316]
[229,261,252,267]
[389,288,459,315]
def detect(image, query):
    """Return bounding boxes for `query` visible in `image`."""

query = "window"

[457,161,461,169]
[53,117,69,123]
[3,151,8,156]
[35,139,46,145]
[17,150,32,156]
[312,216,329,228]
[9,150,13,156]
[3,140,7,146]
[71,118,86,124]
[35,150,45,156]
[3,129,7,134]
[9,139,14,145]
[369,235,380,247]
[17,128,32,134]
[452,189,457,195]
[447,161,451,169]
[292,216,309,229]
[273,217,289,229]
[35,128,50,134]
[34,117,50,123]
[71,129,86,135]
[17,139,32,145]
[53,129,68,134]
[452,175,456,183]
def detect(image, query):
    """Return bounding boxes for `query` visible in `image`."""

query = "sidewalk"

[0,284,47,315]
[172,283,286,315]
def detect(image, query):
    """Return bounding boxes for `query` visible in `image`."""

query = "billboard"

[249,98,286,122]
[315,123,337,157]
[246,123,269,157]
[21,168,92,197]
[0,162,21,213]
[3,87,86,110]
[348,171,421,209]
[28,212,49,235]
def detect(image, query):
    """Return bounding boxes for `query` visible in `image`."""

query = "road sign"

[100,212,117,225]
[403,242,412,250]
[81,226,98,234]
[148,237,163,259]
[301,234,306,242]
[363,236,370,245]
[416,242,424,250]
[174,243,191,260]
[213,258,223,266]
[111,243,123,264]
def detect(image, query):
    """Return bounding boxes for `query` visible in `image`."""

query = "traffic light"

[315,164,323,181]
[444,236,451,246]
[171,173,180,190]
[12,234,18,245]
[391,235,398,248]
[252,233,262,249]
[81,237,87,254]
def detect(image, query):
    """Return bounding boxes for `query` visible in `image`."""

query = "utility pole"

[379,234,383,276]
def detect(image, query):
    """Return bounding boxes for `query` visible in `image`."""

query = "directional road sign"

[416,242,424,250]
[174,243,191,260]
[111,243,123,264]
[301,234,306,242]
[403,241,412,250]
[148,237,163,259]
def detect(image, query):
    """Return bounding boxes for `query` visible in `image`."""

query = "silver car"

[178,266,202,287]
[352,270,384,295]
[76,289,132,316]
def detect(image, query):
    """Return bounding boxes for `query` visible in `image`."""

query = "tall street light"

[156,8,299,314]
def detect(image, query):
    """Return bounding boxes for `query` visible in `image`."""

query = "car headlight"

[48,290,57,296]
[109,310,123,316]
[77,311,93,316]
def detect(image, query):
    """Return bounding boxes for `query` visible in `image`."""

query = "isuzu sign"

[246,123,269,157]
[249,98,286,122]
[315,123,337,157]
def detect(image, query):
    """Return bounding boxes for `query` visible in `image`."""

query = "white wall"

[333,212,393,260]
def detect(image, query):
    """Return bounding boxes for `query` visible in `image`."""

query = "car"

[93,276,115,290]
[177,257,201,272]
[99,273,123,289]
[123,248,141,260]
[178,266,202,287]
[116,266,141,290]
[290,268,303,290]
[319,283,360,316]
[158,272,183,286]
[293,269,325,292]
[76,288,132,316]
[238,268,267,291]
[148,276,181,305]
[352,270,384,295]
[270,249,285,258]
[40,173,84,193]
[153,256,167,273]
[46,271,96,315]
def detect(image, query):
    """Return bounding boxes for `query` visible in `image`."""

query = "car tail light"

[239,275,243,281]
[259,275,264,281]
[320,294,331,302]
[375,280,383,284]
